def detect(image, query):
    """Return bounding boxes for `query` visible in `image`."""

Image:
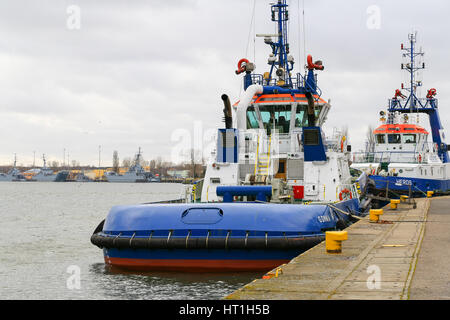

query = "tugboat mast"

[239,0,323,98]
[401,32,425,110]
[263,0,293,87]
[389,32,449,163]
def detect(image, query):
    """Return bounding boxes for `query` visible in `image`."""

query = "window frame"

[387,133,401,144]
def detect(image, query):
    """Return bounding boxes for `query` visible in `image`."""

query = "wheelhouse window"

[258,104,291,135]
[303,128,320,145]
[294,104,323,128]
[387,134,401,144]
[403,134,417,144]
[246,106,259,129]
[376,134,386,144]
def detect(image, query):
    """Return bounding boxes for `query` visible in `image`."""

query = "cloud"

[0,0,449,166]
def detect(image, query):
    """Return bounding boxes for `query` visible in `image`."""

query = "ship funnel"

[221,94,233,129]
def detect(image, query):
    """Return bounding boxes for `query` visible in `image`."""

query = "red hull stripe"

[105,257,289,272]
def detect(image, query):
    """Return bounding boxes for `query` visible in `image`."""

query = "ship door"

[275,159,287,180]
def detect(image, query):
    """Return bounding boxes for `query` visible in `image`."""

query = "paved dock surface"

[226,196,449,300]
[409,197,450,299]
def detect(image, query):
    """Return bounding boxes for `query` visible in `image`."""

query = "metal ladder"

[254,134,272,177]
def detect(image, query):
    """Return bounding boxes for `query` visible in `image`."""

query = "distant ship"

[105,148,148,183]
[351,33,450,198]
[65,170,93,182]
[75,171,92,182]
[0,154,26,182]
[29,154,56,182]
[148,174,161,183]
[55,170,70,182]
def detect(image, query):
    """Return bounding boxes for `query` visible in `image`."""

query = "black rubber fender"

[90,232,324,251]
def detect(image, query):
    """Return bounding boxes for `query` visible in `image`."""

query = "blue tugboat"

[91,0,368,272]
[352,32,450,198]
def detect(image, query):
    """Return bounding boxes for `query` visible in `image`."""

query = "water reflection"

[89,262,262,300]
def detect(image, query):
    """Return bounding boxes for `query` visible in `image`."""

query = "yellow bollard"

[325,231,348,254]
[369,209,383,223]
[427,191,434,198]
[390,199,401,210]
[400,195,409,203]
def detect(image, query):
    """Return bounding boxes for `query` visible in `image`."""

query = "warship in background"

[29,154,56,181]
[0,154,26,182]
[105,148,149,183]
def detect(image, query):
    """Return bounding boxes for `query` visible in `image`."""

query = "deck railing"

[245,72,322,97]
[352,151,426,164]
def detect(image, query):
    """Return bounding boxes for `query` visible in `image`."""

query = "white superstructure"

[201,90,355,203]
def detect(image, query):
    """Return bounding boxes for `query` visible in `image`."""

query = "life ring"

[340,136,346,152]
[235,58,249,75]
[339,188,352,201]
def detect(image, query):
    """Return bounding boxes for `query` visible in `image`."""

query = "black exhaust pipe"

[221,94,232,129]
[305,92,316,126]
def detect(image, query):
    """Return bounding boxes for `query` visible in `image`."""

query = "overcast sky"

[1,0,449,167]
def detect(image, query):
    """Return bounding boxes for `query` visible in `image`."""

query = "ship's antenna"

[240,0,257,97]
[400,31,424,111]
[297,0,301,68]
[302,0,306,69]
[253,1,256,62]
[296,0,307,73]
[256,0,294,86]
[245,0,256,59]
[389,32,448,163]
[238,0,322,95]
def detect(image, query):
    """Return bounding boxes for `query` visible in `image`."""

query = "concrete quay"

[226,196,450,300]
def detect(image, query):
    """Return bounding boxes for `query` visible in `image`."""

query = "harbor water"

[0,182,261,300]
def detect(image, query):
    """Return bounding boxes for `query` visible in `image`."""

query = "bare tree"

[71,160,80,168]
[122,157,131,168]
[155,156,162,168]
[113,150,119,173]
[187,148,203,178]
[366,125,376,152]
[150,159,156,171]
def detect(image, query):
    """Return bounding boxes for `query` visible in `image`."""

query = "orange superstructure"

[373,124,429,135]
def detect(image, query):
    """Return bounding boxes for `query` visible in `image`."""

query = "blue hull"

[92,199,361,271]
[370,175,450,196]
